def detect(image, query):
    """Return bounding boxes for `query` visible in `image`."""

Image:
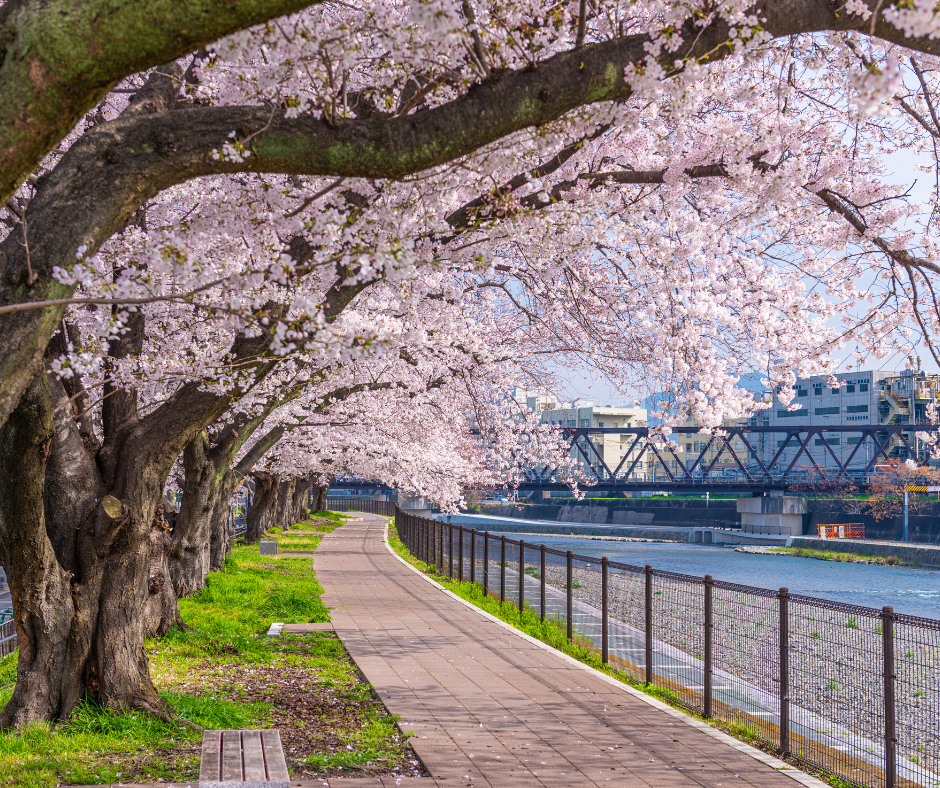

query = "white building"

[755,369,940,471]
[529,397,648,479]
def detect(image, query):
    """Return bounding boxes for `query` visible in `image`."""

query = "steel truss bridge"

[335,424,940,494]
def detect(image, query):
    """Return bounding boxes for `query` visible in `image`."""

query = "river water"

[500,533,940,619]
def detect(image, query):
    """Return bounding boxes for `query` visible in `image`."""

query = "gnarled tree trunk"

[289,475,311,524]
[0,371,175,726]
[246,471,279,543]
[310,480,330,514]
[208,470,236,572]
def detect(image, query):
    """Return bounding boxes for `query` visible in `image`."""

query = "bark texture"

[245,472,279,543]
[310,482,330,514]
[0,0,322,207]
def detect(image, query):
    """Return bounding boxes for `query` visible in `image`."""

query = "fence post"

[601,557,609,665]
[540,544,546,622]
[645,565,653,685]
[566,551,573,642]
[778,587,790,756]
[499,536,506,604]
[483,532,489,595]
[458,525,464,582]
[518,539,525,617]
[448,524,454,578]
[438,521,444,573]
[704,575,713,719]
[883,606,897,788]
[470,530,476,584]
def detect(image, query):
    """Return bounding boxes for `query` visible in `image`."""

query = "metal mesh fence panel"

[327,497,396,516]
[711,582,781,749]
[605,562,647,683]
[650,571,705,713]
[539,547,568,634]
[521,543,540,617]
[569,555,604,650]
[787,597,885,787]
[502,539,520,604]
[895,613,940,787]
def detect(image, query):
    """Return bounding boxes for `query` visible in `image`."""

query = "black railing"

[0,613,15,658]
[326,496,397,517]
[387,508,939,788]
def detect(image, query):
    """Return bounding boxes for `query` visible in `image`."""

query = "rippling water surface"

[502,533,940,619]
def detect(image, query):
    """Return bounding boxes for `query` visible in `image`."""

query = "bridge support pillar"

[737,493,807,536]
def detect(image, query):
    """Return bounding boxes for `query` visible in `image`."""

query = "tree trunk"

[245,472,278,543]
[275,477,295,529]
[290,476,311,524]
[0,372,171,726]
[145,503,184,638]
[169,434,216,600]
[208,470,236,572]
[310,481,330,514]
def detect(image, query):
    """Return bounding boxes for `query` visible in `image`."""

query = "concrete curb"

[379,519,829,788]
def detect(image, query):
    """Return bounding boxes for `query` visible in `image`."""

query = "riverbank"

[736,545,911,566]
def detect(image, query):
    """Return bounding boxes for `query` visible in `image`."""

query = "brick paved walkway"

[315,514,823,788]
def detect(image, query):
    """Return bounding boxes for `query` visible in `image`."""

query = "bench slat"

[220,730,243,782]
[261,730,290,782]
[241,730,266,781]
[199,729,289,788]
[199,730,222,782]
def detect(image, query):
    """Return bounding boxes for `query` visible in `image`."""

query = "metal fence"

[0,613,15,657]
[326,497,397,517]
[391,508,940,788]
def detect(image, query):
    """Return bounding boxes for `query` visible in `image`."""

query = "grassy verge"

[383,517,864,788]
[769,546,908,566]
[0,517,419,787]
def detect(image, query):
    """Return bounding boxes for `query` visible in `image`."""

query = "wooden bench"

[199,730,289,788]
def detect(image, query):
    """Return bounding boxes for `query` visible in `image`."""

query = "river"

[498,533,940,619]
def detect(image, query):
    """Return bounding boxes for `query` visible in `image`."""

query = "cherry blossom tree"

[2,0,940,730]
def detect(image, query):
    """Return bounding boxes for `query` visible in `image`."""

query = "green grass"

[0,514,391,788]
[266,513,350,552]
[769,547,907,566]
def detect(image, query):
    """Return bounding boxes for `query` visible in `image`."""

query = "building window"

[797,389,808,397]
[778,409,809,418]
[597,421,604,428]
[846,385,855,393]
[846,404,868,413]
[815,407,840,415]
[812,385,823,395]
[693,442,700,451]
[860,383,869,392]
[831,387,841,394]
[580,419,590,426]
[815,437,840,446]
[686,443,692,452]
[848,437,862,445]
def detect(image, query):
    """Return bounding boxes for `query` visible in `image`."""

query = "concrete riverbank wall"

[477,502,940,544]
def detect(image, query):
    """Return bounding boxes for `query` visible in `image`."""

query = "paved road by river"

[314,513,825,788]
